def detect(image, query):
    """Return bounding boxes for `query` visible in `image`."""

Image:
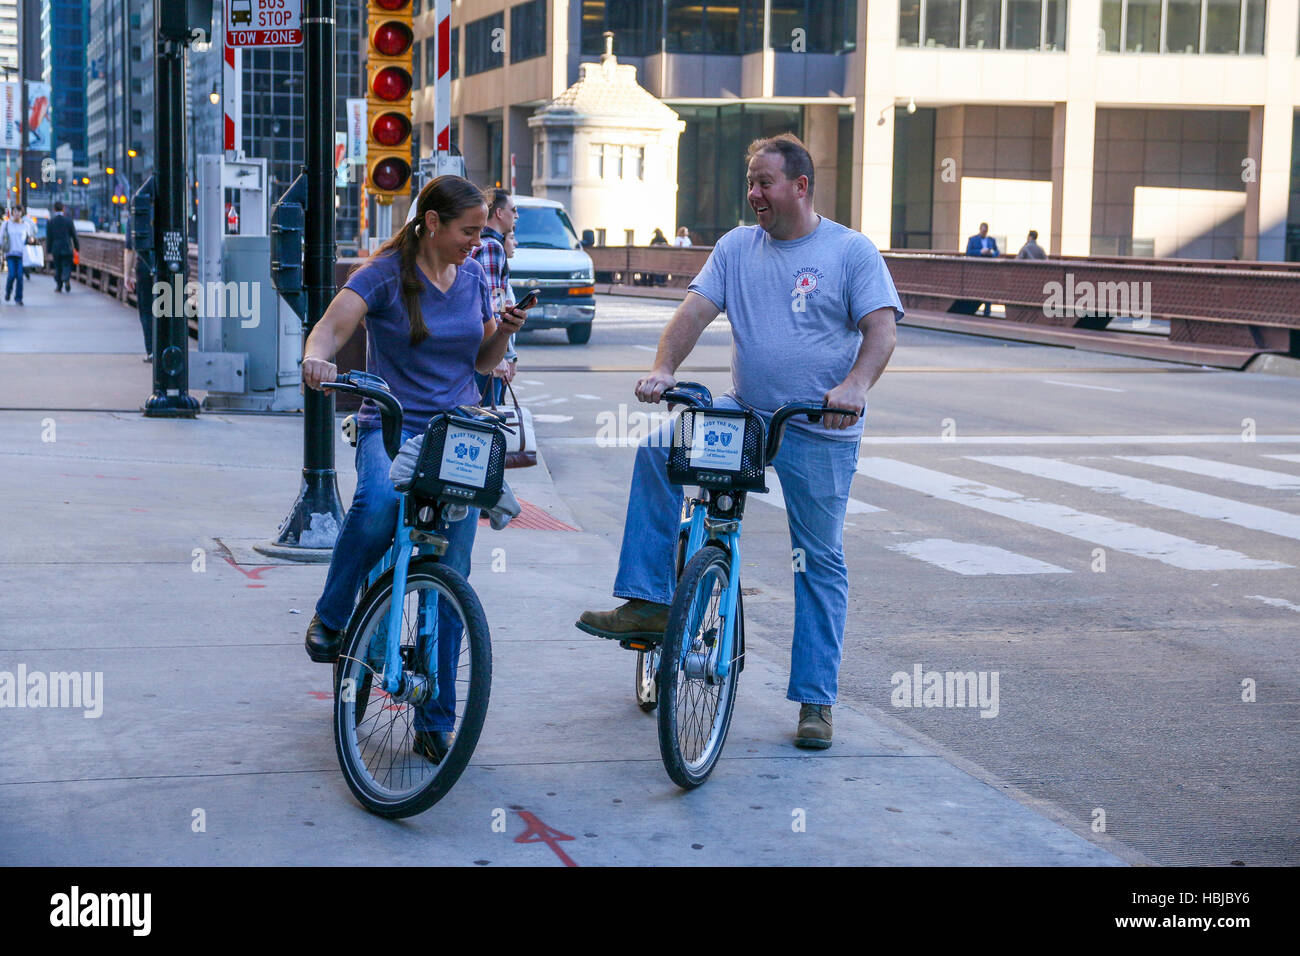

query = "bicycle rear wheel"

[333,559,491,818]
[656,544,741,788]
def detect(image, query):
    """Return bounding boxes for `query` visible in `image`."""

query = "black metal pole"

[143,1,199,418]
[267,0,343,554]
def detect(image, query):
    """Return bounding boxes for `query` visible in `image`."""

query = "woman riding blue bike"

[300,175,527,761]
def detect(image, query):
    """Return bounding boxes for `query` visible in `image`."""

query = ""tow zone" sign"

[225,0,302,48]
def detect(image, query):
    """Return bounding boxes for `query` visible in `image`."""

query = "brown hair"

[484,187,512,220]
[745,132,815,199]
[374,175,486,346]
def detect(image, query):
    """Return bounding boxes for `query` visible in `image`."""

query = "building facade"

[413,0,1300,260]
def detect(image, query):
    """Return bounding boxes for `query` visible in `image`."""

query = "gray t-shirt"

[687,217,904,441]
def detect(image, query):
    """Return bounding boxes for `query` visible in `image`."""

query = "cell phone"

[515,288,541,311]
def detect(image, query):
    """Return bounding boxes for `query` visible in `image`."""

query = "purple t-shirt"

[344,251,493,432]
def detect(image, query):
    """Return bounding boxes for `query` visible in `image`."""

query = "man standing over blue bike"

[577,133,902,750]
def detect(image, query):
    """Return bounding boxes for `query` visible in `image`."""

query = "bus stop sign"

[225,0,302,47]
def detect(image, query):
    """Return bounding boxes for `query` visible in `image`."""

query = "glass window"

[899,0,921,46]
[924,0,960,47]
[1100,0,1122,50]
[1166,0,1201,52]
[510,0,547,63]
[965,0,1001,48]
[412,40,421,87]
[704,1,740,52]
[1006,0,1042,48]
[425,37,436,83]
[1242,0,1265,54]
[769,1,802,50]
[551,141,570,176]
[635,146,645,180]
[666,0,704,53]
[1043,0,1067,49]
[589,144,603,178]
[1125,0,1161,51]
[465,13,505,75]
[451,27,459,79]
[515,205,582,249]
[1204,0,1241,53]
[804,0,857,53]
[582,1,664,56]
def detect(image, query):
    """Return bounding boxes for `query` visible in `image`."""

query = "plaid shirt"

[472,227,510,312]
[472,227,515,362]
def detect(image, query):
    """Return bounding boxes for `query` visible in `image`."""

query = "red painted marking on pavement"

[513,811,578,867]
[477,498,579,532]
[59,473,141,481]
[219,555,278,582]
[308,690,332,700]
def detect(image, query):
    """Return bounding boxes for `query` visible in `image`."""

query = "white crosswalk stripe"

[887,538,1070,575]
[856,457,1288,571]
[1266,454,1300,464]
[971,456,1300,543]
[755,470,884,514]
[1118,455,1300,491]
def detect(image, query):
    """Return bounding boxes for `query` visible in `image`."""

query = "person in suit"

[964,222,999,316]
[46,201,80,293]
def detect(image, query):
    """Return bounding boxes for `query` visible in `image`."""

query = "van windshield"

[514,206,580,250]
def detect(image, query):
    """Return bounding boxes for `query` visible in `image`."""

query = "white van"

[509,196,595,344]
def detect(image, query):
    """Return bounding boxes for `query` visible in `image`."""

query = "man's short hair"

[53,201,63,212]
[745,132,814,199]
[485,187,511,219]
[979,222,988,230]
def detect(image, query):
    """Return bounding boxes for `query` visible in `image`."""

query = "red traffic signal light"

[372,21,413,57]
[372,112,411,147]
[371,65,412,101]
[370,157,412,192]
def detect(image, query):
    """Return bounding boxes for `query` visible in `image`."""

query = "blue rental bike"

[633,382,860,789]
[321,371,512,817]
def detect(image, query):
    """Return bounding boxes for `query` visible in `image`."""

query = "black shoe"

[412,730,454,764]
[304,613,343,663]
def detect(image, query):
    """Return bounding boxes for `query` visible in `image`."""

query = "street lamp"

[209,83,220,106]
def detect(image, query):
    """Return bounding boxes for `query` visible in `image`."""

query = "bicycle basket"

[666,407,767,492]
[407,412,506,510]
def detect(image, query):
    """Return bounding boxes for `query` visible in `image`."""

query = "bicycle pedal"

[619,638,658,652]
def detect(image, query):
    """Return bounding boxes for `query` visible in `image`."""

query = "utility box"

[199,235,303,411]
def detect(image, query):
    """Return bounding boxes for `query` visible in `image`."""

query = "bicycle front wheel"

[333,559,491,818]
[657,544,741,788]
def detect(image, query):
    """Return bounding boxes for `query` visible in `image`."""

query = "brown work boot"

[576,599,670,643]
[794,704,832,750]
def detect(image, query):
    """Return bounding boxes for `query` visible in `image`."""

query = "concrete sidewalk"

[0,283,1132,865]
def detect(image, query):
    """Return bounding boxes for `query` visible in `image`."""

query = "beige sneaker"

[576,599,670,643]
[795,704,832,750]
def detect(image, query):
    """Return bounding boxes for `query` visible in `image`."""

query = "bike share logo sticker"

[791,266,824,313]
[439,427,491,488]
[688,415,744,472]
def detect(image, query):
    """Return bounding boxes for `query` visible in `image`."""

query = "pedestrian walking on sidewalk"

[47,202,80,293]
[2,208,33,305]
[576,133,903,750]
[297,177,527,746]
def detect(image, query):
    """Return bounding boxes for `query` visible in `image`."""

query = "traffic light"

[366,0,414,205]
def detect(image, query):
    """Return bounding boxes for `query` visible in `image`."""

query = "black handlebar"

[321,371,405,460]
[659,381,861,466]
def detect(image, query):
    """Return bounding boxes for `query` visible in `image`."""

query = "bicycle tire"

[656,544,740,788]
[333,559,491,818]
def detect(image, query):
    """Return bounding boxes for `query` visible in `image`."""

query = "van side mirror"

[580,229,594,248]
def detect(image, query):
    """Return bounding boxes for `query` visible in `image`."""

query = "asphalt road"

[516,294,1300,866]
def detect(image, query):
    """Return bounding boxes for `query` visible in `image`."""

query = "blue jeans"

[316,425,479,732]
[612,396,859,705]
[5,255,22,303]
